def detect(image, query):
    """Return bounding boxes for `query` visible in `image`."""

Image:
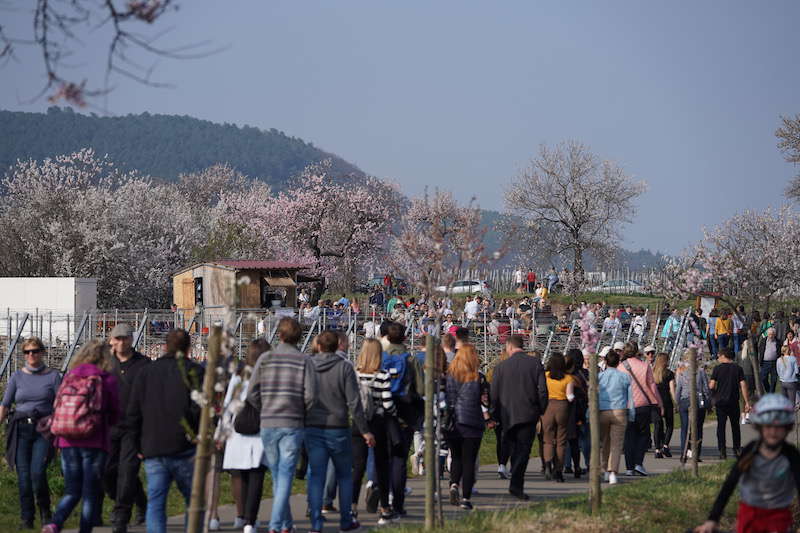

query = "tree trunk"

[424,334,436,530]
[588,350,601,513]
[689,349,699,477]
[187,325,222,532]
[573,246,585,292]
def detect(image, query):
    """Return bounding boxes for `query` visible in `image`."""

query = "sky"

[1,1,798,254]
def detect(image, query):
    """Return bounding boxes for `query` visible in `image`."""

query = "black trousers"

[653,403,674,450]
[624,406,652,471]
[104,433,147,526]
[506,421,537,495]
[389,425,414,512]
[352,416,391,509]
[495,425,511,466]
[715,403,741,452]
[237,467,265,525]
[447,435,482,500]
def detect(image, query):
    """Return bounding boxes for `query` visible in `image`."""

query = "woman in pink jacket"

[43,339,120,533]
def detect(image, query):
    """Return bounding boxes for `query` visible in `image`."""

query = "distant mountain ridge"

[0,107,364,187]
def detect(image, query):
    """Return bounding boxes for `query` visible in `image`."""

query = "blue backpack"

[381,351,411,399]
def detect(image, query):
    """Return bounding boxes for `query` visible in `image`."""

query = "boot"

[553,462,565,483]
[544,460,553,481]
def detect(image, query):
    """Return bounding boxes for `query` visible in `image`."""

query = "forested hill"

[0,107,364,187]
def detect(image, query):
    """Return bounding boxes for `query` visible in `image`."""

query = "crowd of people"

[4,299,800,533]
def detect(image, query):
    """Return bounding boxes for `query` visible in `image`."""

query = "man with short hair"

[491,335,548,500]
[619,344,662,477]
[710,348,750,459]
[248,318,318,533]
[306,330,373,533]
[759,327,780,393]
[454,327,470,352]
[464,296,479,321]
[105,323,149,533]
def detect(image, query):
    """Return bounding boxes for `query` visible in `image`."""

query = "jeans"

[323,458,337,507]
[761,361,778,393]
[52,447,107,533]
[623,406,652,470]
[709,336,719,358]
[679,402,707,457]
[717,334,730,352]
[306,428,355,531]
[782,381,798,406]
[15,420,52,523]
[261,427,304,532]
[715,403,741,453]
[733,333,744,354]
[564,422,590,470]
[143,447,194,533]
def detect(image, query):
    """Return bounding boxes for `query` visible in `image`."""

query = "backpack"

[358,374,378,422]
[381,352,411,400]
[51,373,104,439]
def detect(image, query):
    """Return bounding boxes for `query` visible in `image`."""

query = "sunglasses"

[23,348,44,355]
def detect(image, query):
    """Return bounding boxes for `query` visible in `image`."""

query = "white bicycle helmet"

[750,393,795,426]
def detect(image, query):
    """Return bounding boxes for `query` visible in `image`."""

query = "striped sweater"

[246,342,318,428]
[357,370,396,418]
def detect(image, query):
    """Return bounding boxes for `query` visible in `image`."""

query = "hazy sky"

[2,1,798,254]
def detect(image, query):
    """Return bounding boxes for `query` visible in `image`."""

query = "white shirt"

[513,270,523,284]
[464,300,479,319]
[603,317,620,333]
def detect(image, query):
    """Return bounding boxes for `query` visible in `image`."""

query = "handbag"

[233,400,260,436]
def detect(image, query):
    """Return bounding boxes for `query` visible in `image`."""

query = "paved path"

[69,421,757,532]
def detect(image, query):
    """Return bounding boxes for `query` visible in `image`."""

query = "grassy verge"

[386,462,739,533]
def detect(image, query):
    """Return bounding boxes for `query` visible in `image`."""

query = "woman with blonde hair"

[445,344,491,510]
[0,337,61,530]
[652,353,676,458]
[352,339,397,525]
[44,339,120,533]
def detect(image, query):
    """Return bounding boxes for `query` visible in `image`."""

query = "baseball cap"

[613,341,625,351]
[110,323,134,338]
[644,345,656,353]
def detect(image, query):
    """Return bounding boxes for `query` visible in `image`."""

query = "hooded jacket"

[306,352,369,434]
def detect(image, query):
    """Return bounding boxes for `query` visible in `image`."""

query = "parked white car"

[434,279,492,297]
[587,279,648,294]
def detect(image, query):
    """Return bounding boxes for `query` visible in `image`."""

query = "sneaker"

[40,526,58,533]
[719,450,727,460]
[339,519,361,532]
[459,499,473,510]
[686,449,693,459]
[209,518,220,531]
[654,450,663,459]
[404,486,412,496]
[662,446,673,458]
[563,466,573,474]
[321,505,337,515]
[377,511,398,526]
[449,483,459,506]
[609,472,618,485]
[633,465,648,476]
[497,464,509,480]
[624,469,635,476]
[234,517,246,528]
[243,526,255,533]
[603,471,610,482]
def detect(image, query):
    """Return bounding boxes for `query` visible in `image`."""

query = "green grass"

[385,461,740,533]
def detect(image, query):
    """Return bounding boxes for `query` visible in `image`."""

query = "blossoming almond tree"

[505,141,647,288]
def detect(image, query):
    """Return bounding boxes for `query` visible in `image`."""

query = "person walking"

[445,344,492,510]
[694,394,800,533]
[759,327,780,393]
[676,350,711,462]
[351,339,397,525]
[223,340,270,533]
[563,348,589,477]
[598,350,635,485]
[305,330,373,533]
[716,311,734,353]
[490,335,548,500]
[619,343,662,476]
[380,322,424,516]
[488,347,513,480]
[710,348,751,459]
[104,324,150,533]
[776,346,798,407]
[652,353,676,458]
[707,309,720,359]
[0,337,61,530]
[247,318,317,533]
[43,340,120,533]
[541,352,574,482]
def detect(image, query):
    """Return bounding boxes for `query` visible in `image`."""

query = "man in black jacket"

[127,329,203,533]
[490,335,548,500]
[104,323,150,533]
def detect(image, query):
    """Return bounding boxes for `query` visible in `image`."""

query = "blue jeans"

[15,420,52,523]
[761,360,778,393]
[367,447,376,483]
[679,401,706,457]
[143,447,194,533]
[323,458,337,507]
[52,447,107,533]
[261,427,304,532]
[718,334,730,351]
[306,428,355,531]
[564,422,590,470]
